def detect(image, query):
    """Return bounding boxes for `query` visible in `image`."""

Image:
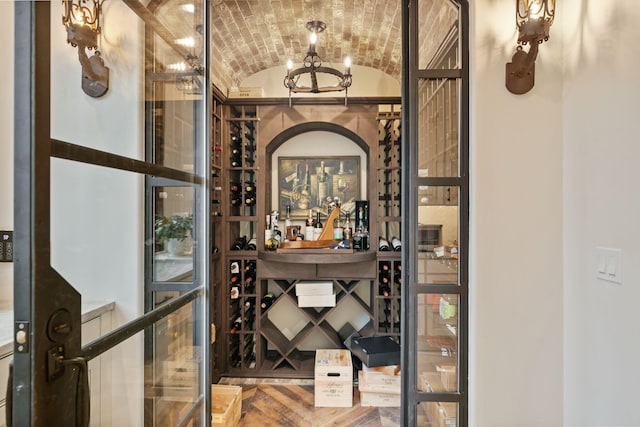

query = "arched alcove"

[266,123,369,217]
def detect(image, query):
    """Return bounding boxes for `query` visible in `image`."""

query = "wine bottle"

[245,196,256,206]
[379,236,391,251]
[305,209,316,241]
[244,260,256,272]
[284,205,292,241]
[244,270,256,291]
[230,316,242,334]
[231,236,247,250]
[313,210,323,240]
[244,182,256,194]
[231,197,242,207]
[260,292,275,309]
[343,212,352,241]
[230,156,242,168]
[332,208,343,241]
[244,297,255,309]
[230,182,241,193]
[245,236,257,250]
[352,226,363,251]
[390,236,402,251]
[230,261,240,274]
[379,261,391,272]
[393,271,402,286]
[380,284,391,297]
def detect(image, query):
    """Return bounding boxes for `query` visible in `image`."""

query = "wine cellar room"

[203,0,465,424]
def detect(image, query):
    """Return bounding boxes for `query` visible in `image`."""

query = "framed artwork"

[278,156,360,219]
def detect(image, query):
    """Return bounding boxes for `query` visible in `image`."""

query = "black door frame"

[401,0,469,425]
[11,2,211,425]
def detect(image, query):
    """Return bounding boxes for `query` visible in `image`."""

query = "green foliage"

[154,214,193,242]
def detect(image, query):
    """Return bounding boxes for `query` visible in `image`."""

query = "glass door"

[11,1,210,426]
[402,0,469,425]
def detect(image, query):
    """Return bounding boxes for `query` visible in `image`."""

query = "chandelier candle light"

[283,20,353,106]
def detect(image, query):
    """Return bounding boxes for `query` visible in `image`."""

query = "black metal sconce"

[62,0,109,97]
[505,0,556,94]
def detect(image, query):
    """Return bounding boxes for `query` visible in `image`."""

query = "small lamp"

[62,0,109,97]
[505,0,556,94]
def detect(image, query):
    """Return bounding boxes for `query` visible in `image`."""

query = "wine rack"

[376,107,402,341]
[223,105,260,374]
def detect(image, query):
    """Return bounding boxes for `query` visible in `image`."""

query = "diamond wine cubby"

[258,276,375,374]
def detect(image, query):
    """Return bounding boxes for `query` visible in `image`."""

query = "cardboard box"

[360,364,401,393]
[437,365,457,391]
[211,384,242,427]
[348,336,401,367]
[359,390,401,407]
[295,280,333,296]
[298,293,336,307]
[314,349,353,407]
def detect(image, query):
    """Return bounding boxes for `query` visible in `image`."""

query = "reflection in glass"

[153,186,194,282]
[148,297,202,426]
[418,0,460,70]
[416,190,459,285]
[417,401,458,426]
[416,293,459,393]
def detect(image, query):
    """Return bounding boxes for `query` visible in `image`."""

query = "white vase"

[167,238,187,256]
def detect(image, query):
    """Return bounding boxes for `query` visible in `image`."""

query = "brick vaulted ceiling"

[210,0,402,89]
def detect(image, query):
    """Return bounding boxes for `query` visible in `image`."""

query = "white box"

[298,294,336,307]
[314,349,353,407]
[295,281,334,296]
[360,365,401,393]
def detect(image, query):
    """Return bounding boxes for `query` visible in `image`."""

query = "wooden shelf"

[258,250,376,264]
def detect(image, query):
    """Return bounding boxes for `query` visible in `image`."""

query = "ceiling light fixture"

[62,0,109,97]
[505,0,556,94]
[283,20,352,106]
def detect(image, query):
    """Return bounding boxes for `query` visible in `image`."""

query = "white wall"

[562,1,640,426]
[0,0,14,302]
[470,1,564,426]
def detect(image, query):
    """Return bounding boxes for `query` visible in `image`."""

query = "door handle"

[59,356,90,427]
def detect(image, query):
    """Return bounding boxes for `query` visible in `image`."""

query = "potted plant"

[154,213,193,255]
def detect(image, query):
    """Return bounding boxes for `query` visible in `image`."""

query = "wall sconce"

[505,0,555,94]
[62,0,109,97]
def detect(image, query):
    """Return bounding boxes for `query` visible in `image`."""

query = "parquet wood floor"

[232,382,401,427]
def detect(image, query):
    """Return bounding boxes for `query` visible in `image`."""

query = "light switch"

[596,247,622,284]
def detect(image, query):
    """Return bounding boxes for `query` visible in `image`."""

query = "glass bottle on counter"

[284,205,292,241]
[305,209,316,241]
[343,212,352,241]
[313,210,323,240]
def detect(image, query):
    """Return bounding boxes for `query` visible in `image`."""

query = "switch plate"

[596,247,622,284]
[0,230,13,262]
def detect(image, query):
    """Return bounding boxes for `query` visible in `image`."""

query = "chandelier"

[283,20,352,105]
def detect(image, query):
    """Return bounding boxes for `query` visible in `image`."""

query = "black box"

[347,335,400,368]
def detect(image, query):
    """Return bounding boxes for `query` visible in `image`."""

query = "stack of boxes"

[358,364,401,407]
[314,349,353,407]
[296,281,335,307]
